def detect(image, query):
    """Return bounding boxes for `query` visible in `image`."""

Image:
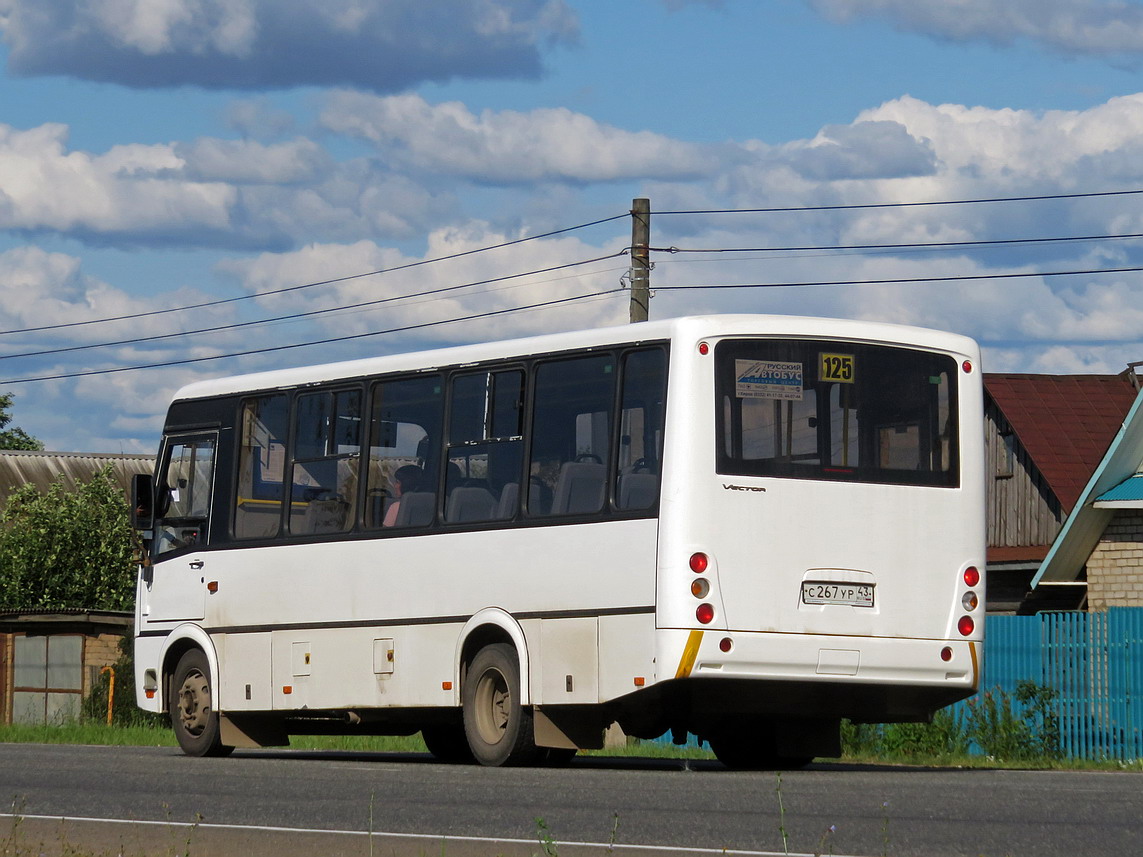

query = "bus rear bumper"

[660,628,980,721]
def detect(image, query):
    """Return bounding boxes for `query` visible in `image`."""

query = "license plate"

[801,581,875,607]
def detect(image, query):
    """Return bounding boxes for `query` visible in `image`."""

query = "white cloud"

[635,92,1143,369]
[217,227,629,346]
[0,123,236,243]
[809,0,1143,58]
[0,244,249,451]
[0,0,578,91]
[0,122,455,248]
[0,245,235,348]
[775,120,936,181]
[320,92,720,184]
[176,137,331,184]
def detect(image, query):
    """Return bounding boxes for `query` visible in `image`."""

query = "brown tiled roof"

[985,373,1138,512]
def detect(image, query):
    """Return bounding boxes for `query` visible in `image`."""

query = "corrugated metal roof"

[1095,473,1143,505]
[0,450,155,511]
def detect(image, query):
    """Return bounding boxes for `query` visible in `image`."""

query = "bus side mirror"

[132,473,155,530]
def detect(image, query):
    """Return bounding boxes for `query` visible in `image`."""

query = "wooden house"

[984,369,1139,612]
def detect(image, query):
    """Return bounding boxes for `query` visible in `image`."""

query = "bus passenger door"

[142,433,217,623]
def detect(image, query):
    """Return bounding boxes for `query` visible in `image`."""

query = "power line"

[651,230,1143,256]
[0,212,629,337]
[652,264,1143,293]
[653,188,1143,216]
[0,288,627,385]
[0,251,628,362]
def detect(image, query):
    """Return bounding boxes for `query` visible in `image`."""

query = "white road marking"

[0,812,863,857]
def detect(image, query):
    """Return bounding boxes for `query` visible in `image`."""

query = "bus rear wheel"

[708,732,811,771]
[462,643,540,766]
[170,649,233,758]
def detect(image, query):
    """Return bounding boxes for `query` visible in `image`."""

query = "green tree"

[0,466,138,609]
[0,392,44,450]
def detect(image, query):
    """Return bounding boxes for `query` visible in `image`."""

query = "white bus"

[132,314,985,768]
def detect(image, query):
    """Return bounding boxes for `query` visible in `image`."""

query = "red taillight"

[719,637,733,653]
[689,552,709,574]
[696,603,715,624]
[962,360,973,374]
[940,646,953,662]
[958,615,975,636]
[698,341,710,355]
[963,566,980,587]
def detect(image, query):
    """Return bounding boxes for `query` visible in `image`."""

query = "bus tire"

[708,732,811,771]
[421,722,475,763]
[462,643,540,767]
[170,649,233,758]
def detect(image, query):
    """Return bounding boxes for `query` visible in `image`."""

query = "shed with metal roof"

[0,450,155,511]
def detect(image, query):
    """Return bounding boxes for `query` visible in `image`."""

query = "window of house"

[997,430,1016,479]
[12,635,83,725]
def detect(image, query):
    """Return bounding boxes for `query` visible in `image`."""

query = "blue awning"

[1094,473,1143,507]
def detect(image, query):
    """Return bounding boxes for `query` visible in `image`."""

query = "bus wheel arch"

[157,625,218,712]
[455,609,531,705]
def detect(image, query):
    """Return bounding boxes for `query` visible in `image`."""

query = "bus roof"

[170,313,979,403]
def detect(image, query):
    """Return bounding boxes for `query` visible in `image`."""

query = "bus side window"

[528,354,616,517]
[235,395,289,540]
[154,437,216,557]
[288,388,362,537]
[364,375,443,530]
[615,348,666,511]
[445,369,524,524]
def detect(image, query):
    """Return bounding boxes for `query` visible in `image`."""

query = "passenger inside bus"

[383,465,425,527]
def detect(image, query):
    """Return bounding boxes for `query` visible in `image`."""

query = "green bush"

[0,465,139,610]
[843,681,1060,763]
[965,680,1060,760]
[842,707,969,761]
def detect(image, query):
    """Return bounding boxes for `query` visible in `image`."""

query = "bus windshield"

[716,339,959,487]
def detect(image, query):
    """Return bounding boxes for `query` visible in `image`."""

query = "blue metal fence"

[977,608,1143,760]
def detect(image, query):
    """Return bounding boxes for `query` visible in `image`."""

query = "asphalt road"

[1,743,1140,856]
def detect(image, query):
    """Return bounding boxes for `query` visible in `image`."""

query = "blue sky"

[2,0,1143,452]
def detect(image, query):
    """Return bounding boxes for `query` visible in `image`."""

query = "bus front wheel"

[170,649,233,758]
[462,643,540,766]
[422,720,475,763]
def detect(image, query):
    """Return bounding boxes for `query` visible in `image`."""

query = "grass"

[0,722,719,758]
[5,721,1143,771]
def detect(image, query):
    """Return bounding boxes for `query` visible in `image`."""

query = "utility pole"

[629,197,650,323]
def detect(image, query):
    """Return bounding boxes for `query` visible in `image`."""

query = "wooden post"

[629,198,650,323]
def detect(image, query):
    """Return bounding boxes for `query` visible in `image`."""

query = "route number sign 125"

[820,353,855,383]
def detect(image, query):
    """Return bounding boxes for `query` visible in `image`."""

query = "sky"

[2,0,1143,453]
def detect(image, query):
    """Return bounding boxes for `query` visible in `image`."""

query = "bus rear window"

[715,339,959,487]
